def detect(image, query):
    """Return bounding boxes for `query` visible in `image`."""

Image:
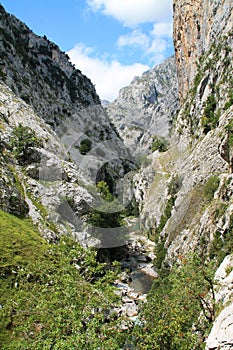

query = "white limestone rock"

[206,303,233,350]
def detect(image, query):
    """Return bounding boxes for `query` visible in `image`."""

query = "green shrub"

[157,196,176,234]
[154,237,167,270]
[78,138,92,155]
[10,124,42,163]
[224,91,233,110]
[96,181,114,202]
[151,136,169,152]
[226,120,233,148]
[209,214,233,265]
[202,94,219,132]
[134,254,216,350]
[203,176,220,201]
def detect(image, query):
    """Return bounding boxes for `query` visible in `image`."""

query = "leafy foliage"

[133,254,216,350]
[226,119,233,149]
[96,181,114,202]
[156,175,180,235]
[223,90,233,110]
[209,214,233,265]
[201,93,220,133]
[9,124,42,164]
[151,136,169,152]
[78,138,92,155]
[203,176,220,201]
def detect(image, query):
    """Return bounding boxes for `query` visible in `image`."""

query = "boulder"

[205,303,233,350]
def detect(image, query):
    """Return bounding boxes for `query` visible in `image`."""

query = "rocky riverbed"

[113,219,157,324]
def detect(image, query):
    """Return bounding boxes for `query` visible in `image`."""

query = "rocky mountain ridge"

[107,56,178,156]
[0,4,101,127]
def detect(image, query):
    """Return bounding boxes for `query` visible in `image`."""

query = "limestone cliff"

[173,0,233,102]
[131,0,233,348]
[107,57,178,156]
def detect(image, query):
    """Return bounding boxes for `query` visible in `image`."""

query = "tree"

[78,138,92,155]
[10,124,42,163]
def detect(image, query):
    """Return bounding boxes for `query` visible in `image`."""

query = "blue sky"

[1,0,174,101]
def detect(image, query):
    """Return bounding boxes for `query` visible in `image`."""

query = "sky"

[1,0,174,101]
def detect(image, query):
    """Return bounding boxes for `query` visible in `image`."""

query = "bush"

[78,138,92,155]
[226,120,233,148]
[209,214,233,265]
[201,94,219,132]
[10,124,42,163]
[203,176,220,201]
[134,254,216,350]
[151,136,169,152]
[96,181,114,202]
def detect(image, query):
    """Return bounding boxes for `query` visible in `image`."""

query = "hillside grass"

[0,210,127,350]
[0,210,48,270]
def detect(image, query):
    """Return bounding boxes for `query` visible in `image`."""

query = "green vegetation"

[154,237,167,270]
[209,214,233,265]
[223,90,233,110]
[0,210,47,269]
[133,253,216,350]
[201,94,219,132]
[86,207,123,229]
[182,33,232,137]
[96,180,114,202]
[87,181,121,228]
[9,124,42,164]
[157,175,180,235]
[157,196,175,233]
[151,136,169,152]
[78,138,92,155]
[203,175,220,201]
[0,210,131,349]
[226,119,233,149]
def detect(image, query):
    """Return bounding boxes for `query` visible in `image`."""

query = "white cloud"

[152,22,172,38]
[116,24,173,67]
[67,44,149,101]
[117,30,150,49]
[87,0,172,27]
[148,37,167,54]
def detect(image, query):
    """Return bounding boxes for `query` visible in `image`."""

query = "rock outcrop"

[205,255,233,349]
[107,57,178,155]
[173,0,233,102]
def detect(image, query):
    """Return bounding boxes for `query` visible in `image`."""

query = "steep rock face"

[0,5,135,247]
[107,57,178,155]
[173,0,233,102]
[132,0,233,347]
[205,255,233,350]
[137,0,233,258]
[0,82,134,246]
[0,4,100,127]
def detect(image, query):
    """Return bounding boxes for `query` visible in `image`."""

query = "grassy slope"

[0,210,125,350]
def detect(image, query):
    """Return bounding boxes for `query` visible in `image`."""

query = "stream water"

[129,269,155,294]
[114,220,157,319]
